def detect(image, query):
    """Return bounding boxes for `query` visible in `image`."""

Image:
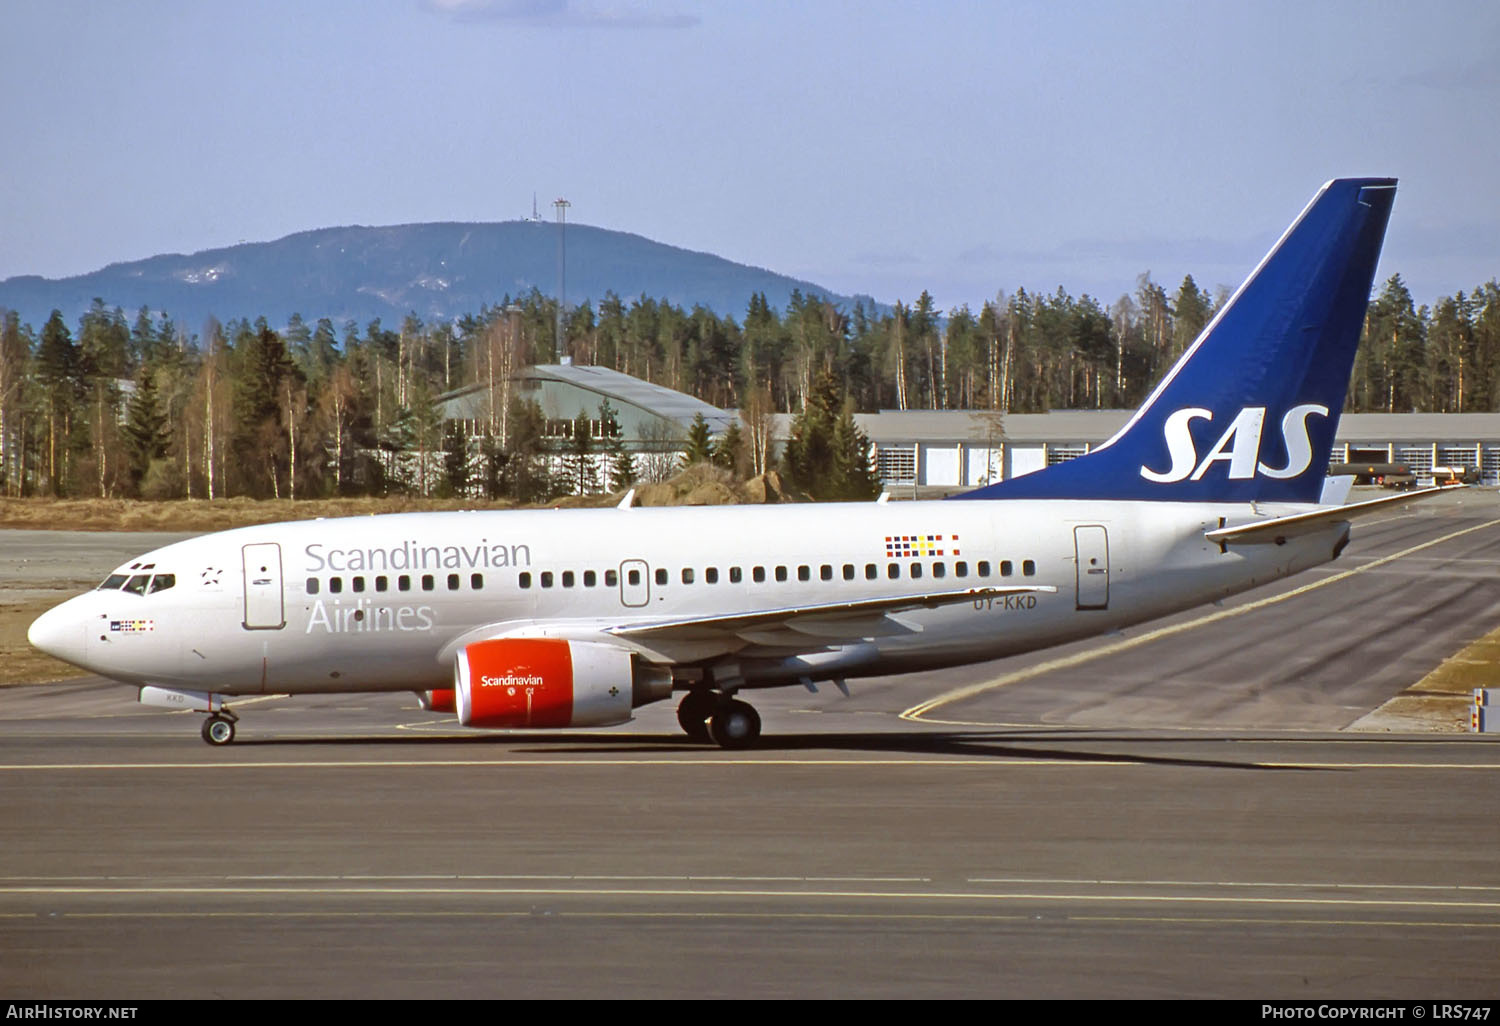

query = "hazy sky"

[2,0,1496,314]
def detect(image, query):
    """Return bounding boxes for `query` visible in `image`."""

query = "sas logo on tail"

[1139,404,1328,483]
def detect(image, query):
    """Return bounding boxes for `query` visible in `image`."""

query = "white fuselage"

[30,498,1346,697]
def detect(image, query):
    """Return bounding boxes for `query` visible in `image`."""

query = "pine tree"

[682,411,714,466]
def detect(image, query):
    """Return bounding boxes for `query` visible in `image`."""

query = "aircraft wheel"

[708,699,761,750]
[201,715,236,746]
[676,691,714,742]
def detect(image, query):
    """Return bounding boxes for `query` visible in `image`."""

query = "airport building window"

[705,567,719,584]
[306,577,319,595]
[562,571,575,588]
[448,573,461,590]
[540,572,553,589]
[656,568,668,586]
[519,572,532,589]
[376,576,389,592]
[329,577,343,594]
[1023,560,1036,576]
[605,569,618,587]
[471,574,484,590]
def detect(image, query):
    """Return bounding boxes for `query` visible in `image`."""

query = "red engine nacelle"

[416,688,455,713]
[455,638,650,728]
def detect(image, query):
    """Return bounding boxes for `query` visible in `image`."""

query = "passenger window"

[329,577,343,594]
[352,576,365,593]
[979,561,992,577]
[820,565,833,581]
[932,563,946,579]
[519,573,532,589]
[422,574,436,591]
[471,574,483,590]
[888,564,900,579]
[606,569,618,587]
[655,568,668,586]
[865,564,877,580]
[705,567,718,584]
[399,575,412,591]
[306,577,320,595]
[681,568,695,585]
[561,571,574,588]
[1023,560,1036,576]
[448,573,461,590]
[1000,560,1012,577]
[729,567,742,584]
[628,569,641,586]
[753,566,766,583]
[584,571,596,587]
[798,565,810,582]
[911,563,923,579]
[843,564,855,581]
[376,576,389,592]
[775,566,788,582]
[540,572,553,589]
[956,562,968,578]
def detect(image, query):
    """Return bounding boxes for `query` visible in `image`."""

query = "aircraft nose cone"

[28,603,87,668]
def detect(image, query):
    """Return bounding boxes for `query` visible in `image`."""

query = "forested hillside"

[0,271,1494,504]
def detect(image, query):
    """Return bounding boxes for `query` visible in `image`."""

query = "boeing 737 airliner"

[29,178,1433,748]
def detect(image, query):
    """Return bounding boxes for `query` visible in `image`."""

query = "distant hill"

[0,221,880,332]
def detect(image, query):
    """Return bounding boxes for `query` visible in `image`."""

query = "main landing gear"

[676,690,762,749]
[200,710,239,746]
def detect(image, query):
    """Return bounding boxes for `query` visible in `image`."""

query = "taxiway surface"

[2,495,1498,998]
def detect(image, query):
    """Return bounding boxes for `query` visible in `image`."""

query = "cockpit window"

[98,574,129,591]
[147,574,175,594]
[122,575,152,596]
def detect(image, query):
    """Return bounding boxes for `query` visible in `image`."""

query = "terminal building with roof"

[437,363,1500,495]
[844,409,1500,493]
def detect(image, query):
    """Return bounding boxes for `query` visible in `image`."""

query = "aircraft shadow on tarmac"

[231,728,1322,772]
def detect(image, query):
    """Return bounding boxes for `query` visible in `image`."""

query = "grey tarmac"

[1,493,1498,998]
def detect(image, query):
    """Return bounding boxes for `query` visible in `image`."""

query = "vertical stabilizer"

[959,178,1396,503]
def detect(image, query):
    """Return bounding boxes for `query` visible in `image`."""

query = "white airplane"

[29,177,1432,748]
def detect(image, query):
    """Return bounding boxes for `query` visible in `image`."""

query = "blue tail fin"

[959,178,1396,503]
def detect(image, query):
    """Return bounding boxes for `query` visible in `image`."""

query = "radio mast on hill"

[554,197,571,363]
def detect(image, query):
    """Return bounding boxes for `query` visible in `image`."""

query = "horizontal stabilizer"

[1205,485,1458,545]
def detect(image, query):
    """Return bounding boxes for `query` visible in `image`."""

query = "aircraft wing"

[1205,484,1460,546]
[606,585,1056,646]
